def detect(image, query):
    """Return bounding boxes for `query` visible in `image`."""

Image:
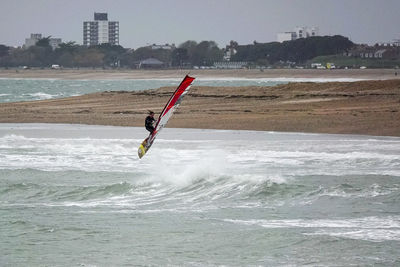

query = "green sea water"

[1,124,399,266]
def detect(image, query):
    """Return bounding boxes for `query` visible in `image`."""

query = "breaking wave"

[1,125,400,267]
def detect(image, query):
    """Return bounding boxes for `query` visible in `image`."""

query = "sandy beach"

[1,68,400,80]
[0,74,399,136]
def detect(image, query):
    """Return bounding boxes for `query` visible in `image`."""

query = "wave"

[24,92,58,100]
[1,133,399,176]
[1,127,399,214]
[2,169,399,211]
[0,167,293,207]
[316,183,400,198]
[224,216,400,229]
[224,216,400,242]
[305,229,400,242]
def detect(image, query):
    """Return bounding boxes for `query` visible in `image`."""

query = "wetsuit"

[145,115,156,133]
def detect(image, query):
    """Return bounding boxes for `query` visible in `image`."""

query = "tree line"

[231,35,354,66]
[0,35,354,68]
[0,38,224,68]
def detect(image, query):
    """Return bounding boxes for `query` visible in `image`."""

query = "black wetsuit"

[145,115,156,133]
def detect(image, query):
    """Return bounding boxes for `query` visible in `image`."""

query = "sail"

[138,75,196,158]
[150,75,195,141]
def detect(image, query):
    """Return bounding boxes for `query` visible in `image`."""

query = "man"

[145,110,156,134]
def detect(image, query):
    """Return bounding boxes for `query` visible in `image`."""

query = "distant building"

[223,41,239,61]
[25,33,42,48]
[49,38,62,50]
[374,49,386,58]
[277,32,297,43]
[295,26,318,39]
[344,44,400,60]
[137,58,165,69]
[277,26,319,42]
[83,12,119,46]
[148,44,176,50]
[214,61,247,69]
[24,33,62,50]
[377,38,400,47]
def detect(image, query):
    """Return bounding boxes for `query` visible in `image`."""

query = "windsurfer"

[145,110,156,134]
[138,75,195,158]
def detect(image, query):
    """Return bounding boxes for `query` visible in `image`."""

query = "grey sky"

[1,0,399,49]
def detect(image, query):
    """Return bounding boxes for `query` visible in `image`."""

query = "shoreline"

[0,79,399,137]
[1,68,400,80]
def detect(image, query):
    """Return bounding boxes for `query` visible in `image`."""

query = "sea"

[0,77,366,103]
[0,78,399,266]
[0,124,399,266]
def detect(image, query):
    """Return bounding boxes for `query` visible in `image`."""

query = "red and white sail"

[149,75,195,143]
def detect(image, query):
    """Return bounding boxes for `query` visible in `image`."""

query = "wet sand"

[0,79,399,136]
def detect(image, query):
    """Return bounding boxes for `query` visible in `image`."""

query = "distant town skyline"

[1,0,399,49]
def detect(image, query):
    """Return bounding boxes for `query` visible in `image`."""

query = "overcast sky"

[1,0,399,49]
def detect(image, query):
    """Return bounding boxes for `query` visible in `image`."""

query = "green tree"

[0,44,9,57]
[53,42,80,67]
[130,46,172,64]
[57,42,80,53]
[232,35,354,64]
[171,48,189,67]
[190,41,223,66]
[95,43,127,67]
[36,36,52,48]
[6,48,35,67]
[75,48,104,67]
[179,40,198,65]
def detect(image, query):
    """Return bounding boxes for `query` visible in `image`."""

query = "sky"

[1,0,399,49]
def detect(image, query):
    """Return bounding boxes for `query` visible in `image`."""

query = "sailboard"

[138,75,195,158]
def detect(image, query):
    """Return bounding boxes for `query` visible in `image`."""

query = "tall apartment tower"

[83,13,119,46]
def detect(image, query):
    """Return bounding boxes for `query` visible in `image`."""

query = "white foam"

[305,229,400,242]
[142,148,230,186]
[319,183,398,198]
[1,124,399,177]
[224,216,400,229]
[27,92,57,100]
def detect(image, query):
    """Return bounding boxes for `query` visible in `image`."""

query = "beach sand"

[1,68,400,80]
[0,78,399,136]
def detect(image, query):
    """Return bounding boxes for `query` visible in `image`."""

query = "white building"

[214,61,247,69]
[149,44,176,50]
[49,38,62,50]
[277,32,297,43]
[277,26,319,42]
[83,13,119,46]
[294,26,318,39]
[24,33,62,50]
[223,41,239,61]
